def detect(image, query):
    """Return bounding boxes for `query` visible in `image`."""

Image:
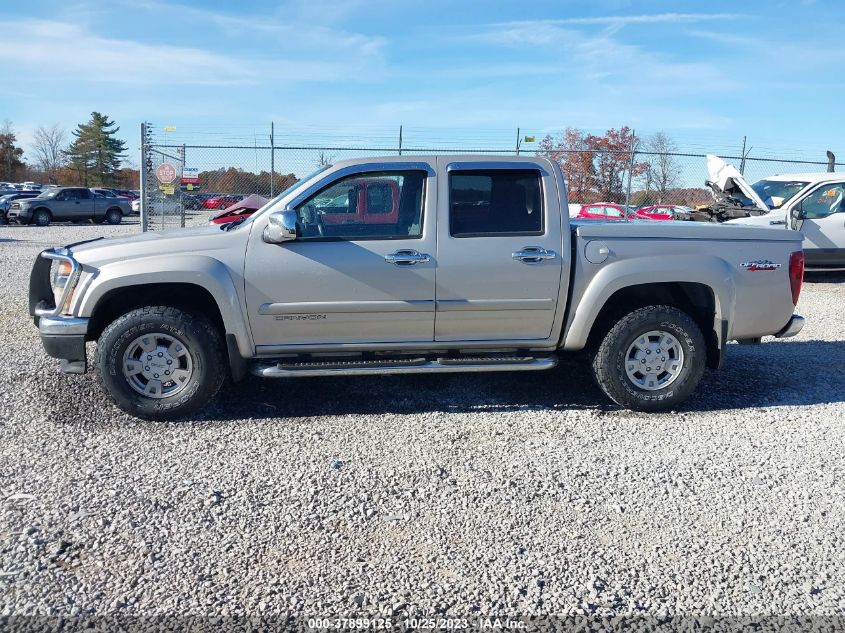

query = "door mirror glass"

[263,210,298,244]
[791,203,803,220]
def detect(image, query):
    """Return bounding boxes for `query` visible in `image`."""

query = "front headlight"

[51,260,73,306]
[46,255,80,314]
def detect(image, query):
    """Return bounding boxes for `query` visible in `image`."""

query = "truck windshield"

[750,179,809,209]
[220,165,330,231]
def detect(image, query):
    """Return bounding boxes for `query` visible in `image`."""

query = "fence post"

[140,122,148,232]
[270,121,275,196]
[398,125,403,156]
[624,129,636,212]
[180,144,186,228]
[515,128,520,155]
[740,136,747,175]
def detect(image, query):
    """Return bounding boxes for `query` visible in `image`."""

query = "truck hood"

[706,154,769,213]
[67,224,244,267]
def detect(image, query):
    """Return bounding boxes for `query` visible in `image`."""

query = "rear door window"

[449,169,543,237]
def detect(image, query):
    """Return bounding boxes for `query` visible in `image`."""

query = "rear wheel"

[591,305,706,412]
[96,306,226,420]
[104,208,122,225]
[32,208,51,226]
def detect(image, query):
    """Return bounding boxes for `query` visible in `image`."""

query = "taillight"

[789,250,804,305]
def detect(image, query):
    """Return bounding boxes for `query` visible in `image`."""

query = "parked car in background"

[577,203,630,220]
[636,205,693,221]
[0,191,41,222]
[209,194,269,225]
[113,189,138,201]
[202,194,243,210]
[130,199,141,215]
[7,186,131,226]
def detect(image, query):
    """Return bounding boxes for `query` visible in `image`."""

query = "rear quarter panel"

[562,222,804,349]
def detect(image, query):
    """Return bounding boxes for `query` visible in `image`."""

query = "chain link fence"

[140,123,843,230]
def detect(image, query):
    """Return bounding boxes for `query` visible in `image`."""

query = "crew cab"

[9,187,130,226]
[29,156,806,420]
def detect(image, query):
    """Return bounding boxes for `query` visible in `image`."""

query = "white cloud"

[0,20,256,85]
[499,13,742,27]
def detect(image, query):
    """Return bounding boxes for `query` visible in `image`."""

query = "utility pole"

[270,121,275,196]
[624,129,636,214]
[139,122,148,232]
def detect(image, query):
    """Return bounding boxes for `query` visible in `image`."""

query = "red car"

[203,194,243,210]
[578,203,676,221]
[577,203,631,220]
[636,204,692,221]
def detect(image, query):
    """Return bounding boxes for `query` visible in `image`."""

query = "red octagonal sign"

[156,162,177,184]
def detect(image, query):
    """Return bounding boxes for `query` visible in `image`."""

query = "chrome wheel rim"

[624,330,684,391]
[122,333,193,399]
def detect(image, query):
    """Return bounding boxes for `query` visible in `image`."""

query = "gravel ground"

[1,221,845,628]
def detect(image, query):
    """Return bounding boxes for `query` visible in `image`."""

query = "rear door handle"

[512,246,557,263]
[385,249,431,266]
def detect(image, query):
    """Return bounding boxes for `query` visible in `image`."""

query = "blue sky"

[1,0,842,166]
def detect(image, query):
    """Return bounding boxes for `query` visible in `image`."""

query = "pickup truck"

[9,186,130,226]
[29,155,806,420]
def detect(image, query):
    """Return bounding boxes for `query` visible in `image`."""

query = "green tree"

[65,112,128,186]
[0,120,26,181]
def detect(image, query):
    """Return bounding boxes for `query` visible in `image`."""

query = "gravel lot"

[2,221,845,627]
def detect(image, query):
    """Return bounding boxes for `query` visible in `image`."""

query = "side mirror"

[263,210,298,244]
[790,203,803,221]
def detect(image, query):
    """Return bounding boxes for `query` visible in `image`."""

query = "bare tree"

[644,132,681,203]
[316,151,335,168]
[32,124,67,182]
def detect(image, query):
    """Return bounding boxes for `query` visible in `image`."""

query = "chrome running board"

[252,355,557,378]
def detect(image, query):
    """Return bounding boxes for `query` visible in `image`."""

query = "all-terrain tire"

[96,306,226,420]
[591,305,706,412]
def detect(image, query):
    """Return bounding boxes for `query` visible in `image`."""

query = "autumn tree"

[584,127,648,203]
[537,126,648,203]
[32,123,66,183]
[0,120,26,182]
[538,128,595,202]
[65,112,128,186]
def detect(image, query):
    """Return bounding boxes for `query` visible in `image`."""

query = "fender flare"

[561,255,737,350]
[76,254,253,358]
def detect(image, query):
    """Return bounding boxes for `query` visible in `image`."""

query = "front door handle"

[385,249,431,266]
[512,246,557,263]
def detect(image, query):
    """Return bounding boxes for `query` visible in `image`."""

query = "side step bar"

[252,356,557,378]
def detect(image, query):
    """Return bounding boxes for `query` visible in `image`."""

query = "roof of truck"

[763,172,842,182]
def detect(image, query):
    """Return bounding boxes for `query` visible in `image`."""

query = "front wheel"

[591,305,706,412]
[32,208,51,226]
[96,306,226,420]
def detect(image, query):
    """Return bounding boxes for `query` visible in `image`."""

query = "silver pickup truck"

[29,156,806,420]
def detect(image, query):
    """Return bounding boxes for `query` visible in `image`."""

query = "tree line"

[537,127,710,206]
[0,113,139,188]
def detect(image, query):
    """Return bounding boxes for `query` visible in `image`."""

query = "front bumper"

[38,315,89,373]
[775,314,805,338]
[7,206,32,222]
